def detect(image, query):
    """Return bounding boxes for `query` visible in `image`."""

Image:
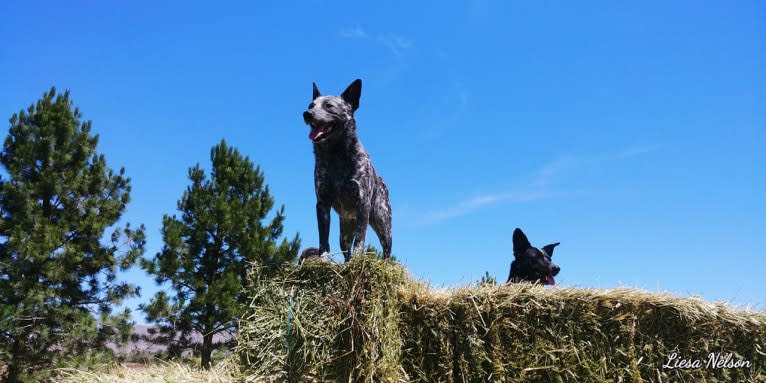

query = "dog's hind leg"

[352,208,370,259]
[370,215,392,258]
[370,185,393,258]
[339,218,355,262]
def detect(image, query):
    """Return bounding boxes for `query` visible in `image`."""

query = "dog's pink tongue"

[309,128,324,141]
[547,276,556,285]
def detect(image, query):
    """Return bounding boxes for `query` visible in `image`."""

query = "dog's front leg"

[316,200,331,255]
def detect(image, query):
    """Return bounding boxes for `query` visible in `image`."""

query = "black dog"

[298,247,332,265]
[302,79,392,261]
[507,228,560,285]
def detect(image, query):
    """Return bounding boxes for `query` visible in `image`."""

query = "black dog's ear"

[341,79,362,111]
[542,242,560,257]
[312,82,321,100]
[512,228,531,254]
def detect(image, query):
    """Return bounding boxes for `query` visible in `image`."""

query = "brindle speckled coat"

[302,79,392,261]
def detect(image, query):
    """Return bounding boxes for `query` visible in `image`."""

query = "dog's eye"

[324,103,333,110]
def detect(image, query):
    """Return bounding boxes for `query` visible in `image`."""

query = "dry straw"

[51,359,237,383]
[238,256,765,382]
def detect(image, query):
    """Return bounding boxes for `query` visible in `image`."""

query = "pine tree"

[0,88,145,382]
[478,271,498,287]
[140,139,300,368]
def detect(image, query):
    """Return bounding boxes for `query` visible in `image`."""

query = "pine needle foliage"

[140,140,300,369]
[0,88,145,382]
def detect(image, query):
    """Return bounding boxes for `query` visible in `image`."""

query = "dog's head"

[507,228,560,285]
[302,79,361,144]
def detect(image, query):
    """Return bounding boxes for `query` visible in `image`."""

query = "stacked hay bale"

[400,285,766,382]
[237,257,766,382]
[238,256,409,382]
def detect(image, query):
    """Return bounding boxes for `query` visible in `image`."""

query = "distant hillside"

[109,325,233,357]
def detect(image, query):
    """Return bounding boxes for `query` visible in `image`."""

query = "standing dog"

[507,228,560,285]
[302,79,392,261]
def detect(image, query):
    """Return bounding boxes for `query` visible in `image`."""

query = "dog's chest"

[314,152,373,217]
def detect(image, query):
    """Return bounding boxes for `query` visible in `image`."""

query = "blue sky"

[1,1,764,324]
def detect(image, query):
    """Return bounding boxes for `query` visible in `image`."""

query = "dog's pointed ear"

[512,228,531,254]
[312,82,321,100]
[542,242,560,257]
[341,79,362,111]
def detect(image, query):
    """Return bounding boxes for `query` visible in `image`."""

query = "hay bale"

[238,257,766,382]
[237,256,408,382]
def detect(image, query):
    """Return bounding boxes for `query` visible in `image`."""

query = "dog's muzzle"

[303,111,336,142]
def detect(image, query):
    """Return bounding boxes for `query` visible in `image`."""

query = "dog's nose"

[303,111,312,123]
[552,265,560,276]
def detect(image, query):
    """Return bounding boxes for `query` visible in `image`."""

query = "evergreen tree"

[478,271,498,287]
[363,243,398,262]
[140,140,300,368]
[0,88,145,382]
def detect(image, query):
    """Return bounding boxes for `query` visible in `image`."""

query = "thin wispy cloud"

[422,191,558,223]
[617,143,662,158]
[338,26,368,39]
[376,33,413,57]
[416,143,661,225]
[338,26,413,57]
[532,155,583,187]
[534,143,662,187]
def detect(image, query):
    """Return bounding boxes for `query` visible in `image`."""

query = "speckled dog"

[302,79,392,261]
